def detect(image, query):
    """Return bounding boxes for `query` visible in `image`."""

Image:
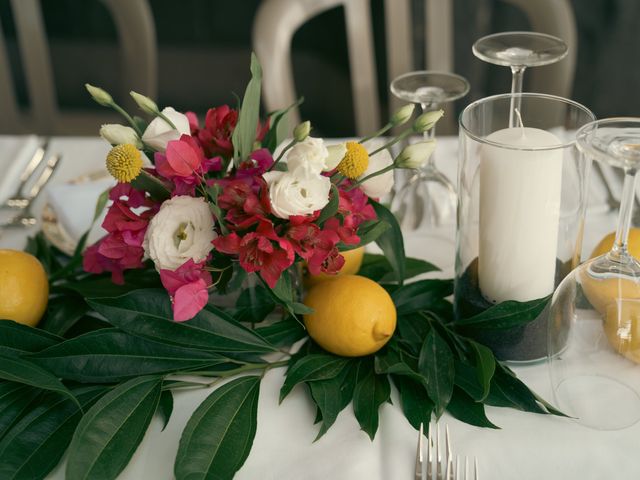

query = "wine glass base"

[555,374,640,430]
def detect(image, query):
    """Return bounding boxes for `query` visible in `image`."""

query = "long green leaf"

[394,376,434,430]
[157,390,173,432]
[0,320,62,352]
[446,387,499,429]
[27,329,227,383]
[352,368,391,440]
[175,376,260,480]
[316,185,339,225]
[262,97,304,152]
[0,383,41,440]
[455,295,551,330]
[255,317,306,347]
[229,285,276,324]
[280,354,348,402]
[359,254,439,283]
[0,386,106,480]
[308,376,343,440]
[371,200,406,284]
[66,376,162,480]
[418,329,454,417]
[470,340,495,401]
[88,289,276,354]
[0,354,79,408]
[232,53,262,162]
[38,296,88,336]
[392,279,454,316]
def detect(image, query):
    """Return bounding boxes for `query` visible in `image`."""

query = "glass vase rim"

[459,92,596,152]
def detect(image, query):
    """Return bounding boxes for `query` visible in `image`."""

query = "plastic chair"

[253,0,577,136]
[0,0,157,135]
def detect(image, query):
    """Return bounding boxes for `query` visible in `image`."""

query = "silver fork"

[0,139,50,209]
[453,457,479,480]
[415,422,478,480]
[0,154,61,228]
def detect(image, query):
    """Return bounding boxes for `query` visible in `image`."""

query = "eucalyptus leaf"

[175,376,260,480]
[418,329,454,417]
[280,354,349,402]
[392,279,453,316]
[447,387,499,429]
[232,53,262,162]
[0,320,62,352]
[66,376,162,480]
[455,295,551,330]
[88,289,276,354]
[27,329,228,383]
[352,368,391,440]
[371,200,406,284]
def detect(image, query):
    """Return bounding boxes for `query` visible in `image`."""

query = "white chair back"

[253,0,577,136]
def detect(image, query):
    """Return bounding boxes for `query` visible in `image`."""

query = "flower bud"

[390,104,415,126]
[293,121,311,142]
[100,124,143,148]
[130,91,159,115]
[413,109,444,133]
[394,140,437,169]
[85,84,113,106]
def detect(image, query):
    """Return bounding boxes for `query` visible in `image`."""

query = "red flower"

[216,178,270,230]
[159,259,212,321]
[198,106,238,158]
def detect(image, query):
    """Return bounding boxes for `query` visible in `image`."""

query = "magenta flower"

[159,259,212,321]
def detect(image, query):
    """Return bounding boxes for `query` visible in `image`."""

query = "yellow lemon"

[580,272,640,314]
[590,228,640,259]
[604,300,640,364]
[304,246,365,287]
[303,274,396,357]
[0,250,49,326]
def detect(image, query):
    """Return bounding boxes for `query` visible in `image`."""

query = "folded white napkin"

[0,135,41,203]
[47,178,114,242]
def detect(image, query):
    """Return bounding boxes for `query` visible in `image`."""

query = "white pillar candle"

[479,126,563,303]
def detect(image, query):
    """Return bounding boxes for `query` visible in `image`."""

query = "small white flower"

[293,121,311,142]
[391,104,415,126]
[285,136,330,174]
[141,107,191,151]
[413,109,444,133]
[358,149,394,198]
[130,91,159,115]
[395,140,437,169]
[144,196,216,271]
[85,84,113,106]
[263,167,331,219]
[325,143,347,171]
[100,124,142,148]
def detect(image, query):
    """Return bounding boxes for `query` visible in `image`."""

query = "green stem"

[346,163,395,191]
[369,129,413,157]
[270,139,296,170]
[111,103,143,136]
[359,122,393,144]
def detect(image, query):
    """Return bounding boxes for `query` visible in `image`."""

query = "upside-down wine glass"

[472,31,568,127]
[548,118,640,430]
[389,71,469,231]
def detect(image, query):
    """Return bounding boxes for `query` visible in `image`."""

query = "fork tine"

[474,457,479,480]
[415,423,424,480]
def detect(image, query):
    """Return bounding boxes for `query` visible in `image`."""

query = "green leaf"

[27,329,227,383]
[446,387,499,429]
[0,383,41,440]
[262,97,304,152]
[255,318,306,347]
[61,269,162,298]
[371,200,406,285]
[66,376,162,480]
[308,376,343,440]
[0,354,80,408]
[352,368,391,440]
[0,320,62,352]
[317,185,339,225]
[359,254,439,283]
[280,354,348,402]
[374,348,427,388]
[394,376,434,430]
[396,314,432,355]
[470,340,495,401]
[391,279,453,316]
[87,289,276,355]
[455,295,551,330]
[350,219,390,249]
[232,53,262,162]
[0,386,105,480]
[175,376,260,480]
[158,390,173,431]
[418,329,454,417]
[230,285,276,324]
[38,296,88,336]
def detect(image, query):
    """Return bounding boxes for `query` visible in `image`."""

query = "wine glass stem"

[612,168,638,259]
[509,65,526,128]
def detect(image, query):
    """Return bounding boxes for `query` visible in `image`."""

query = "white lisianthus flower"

[100,124,142,148]
[358,149,394,198]
[141,107,191,151]
[395,140,437,169]
[286,136,330,174]
[263,167,331,219]
[324,143,347,171]
[144,196,216,271]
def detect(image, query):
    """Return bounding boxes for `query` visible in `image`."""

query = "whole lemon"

[0,250,49,326]
[604,300,640,364]
[303,274,396,357]
[304,246,365,287]
[590,228,640,259]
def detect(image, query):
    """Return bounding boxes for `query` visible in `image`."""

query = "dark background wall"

[0,0,638,136]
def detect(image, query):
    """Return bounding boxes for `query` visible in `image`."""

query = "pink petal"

[166,140,201,177]
[172,280,209,322]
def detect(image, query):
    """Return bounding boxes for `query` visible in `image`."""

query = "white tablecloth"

[0,135,637,480]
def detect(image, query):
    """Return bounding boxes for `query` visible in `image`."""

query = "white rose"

[141,107,191,151]
[358,149,394,198]
[100,124,142,148]
[286,136,330,174]
[263,167,331,219]
[144,196,216,271]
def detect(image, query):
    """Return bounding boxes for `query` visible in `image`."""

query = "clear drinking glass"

[389,71,469,231]
[548,118,640,430]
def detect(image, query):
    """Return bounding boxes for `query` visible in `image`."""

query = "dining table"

[0,134,638,480]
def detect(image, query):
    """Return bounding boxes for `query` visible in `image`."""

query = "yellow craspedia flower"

[337,141,369,179]
[106,144,143,182]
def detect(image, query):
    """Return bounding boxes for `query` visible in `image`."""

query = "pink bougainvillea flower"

[236,148,274,178]
[155,134,203,178]
[159,259,212,321]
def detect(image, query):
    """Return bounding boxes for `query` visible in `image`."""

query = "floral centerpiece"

[0,55,561,480]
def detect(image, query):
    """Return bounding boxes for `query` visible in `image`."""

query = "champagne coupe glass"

[472,31,568,127]
[390,71,469,230]
[548,118,640,430]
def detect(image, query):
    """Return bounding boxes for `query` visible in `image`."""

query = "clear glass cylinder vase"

[456,93,595,362]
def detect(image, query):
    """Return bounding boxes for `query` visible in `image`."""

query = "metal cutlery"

[415,422,478,480]
[1,139,50,209]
